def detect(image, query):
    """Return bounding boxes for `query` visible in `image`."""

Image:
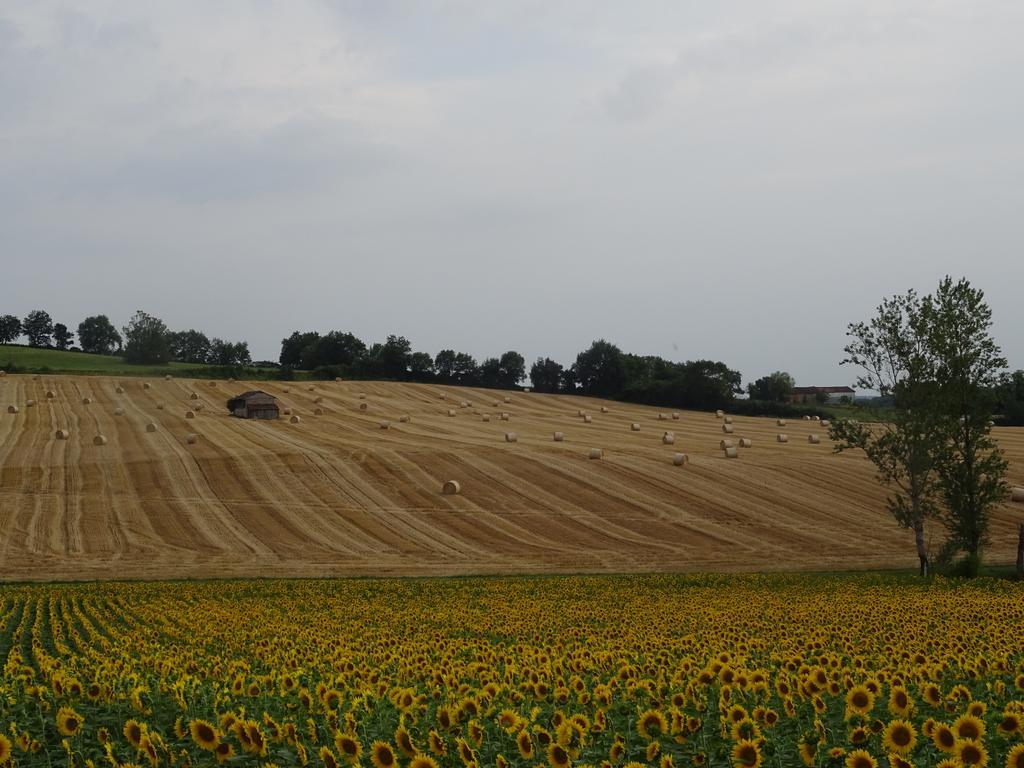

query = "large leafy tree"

[920,277,1009,575]
[747,371,795,402]
[530,357,563,393]
[0,315,21,344]
[122,310,171,364]
[498,350,525,387]
[52,323,73,350]
[280,331,320,368]
[22,310,53,347]
[168,329,211,364]
[78,315,122,355]
[574,339,626,397]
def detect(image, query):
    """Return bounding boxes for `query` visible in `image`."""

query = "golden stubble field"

[0,374,1021,581]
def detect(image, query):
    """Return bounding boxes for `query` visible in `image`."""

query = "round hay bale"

[335,377,343,382]
[145,423,157,433]
[93,435,107,446]
[208,381,217,387]
[1011,487,1024,502]
[587,448,603,460]
[440,393,447,400]
[114,407,125,416]
[143,382,151,390]
[812,415,821,422]
[663,434,675,445]
[720,439,734,449]
[722,424,734,434]
[314,408,324,416]
[186,433,199,445]
[379,420,391,429]
[671,412,679,420]
[0,370,4,377]
[46,390,55,399]
[194,403,204,411]
[630,423,641,431]
[290,415,301,424]
[283,407,292,415]
[156,403,165,410]
[358,394,366,400]
[460,401,469,408]
[803,415,811,421]
[820,419,831,427]
[32,374,40,381]
[777,419,787,427]
[492,401,500,407]
[82,397,92,405]
[165,375,172,381]
[577,409,586,417]
[359,403,368,411]
[715,409,724,418]
[308,386,316,392]
[523,387,531,393]
[185,411,195,419]
[600,406,609,413]
[6,405,18,414]
[724,416,733,424]
[504,432,518,443]
[582,414,592,423]
[500,413,510,421]
[115,386,124,394]
[672,453,689,466]
[25,400,35,407]
[723,446,739,459]
[283,387,290,393]
[553,431,565,442]
[447,409,456,417]
[442,480,461,495]
[808,434,820,444]
[313,396,323,404]
[399,415,411,423]
[987,420,995,428]
[55,429,70,440]
[482,414,491,422]
[503,396,511,403]
[190,392,198,400]
[739,438,752,448]
[777,434,788,443]
[658,413,668,420]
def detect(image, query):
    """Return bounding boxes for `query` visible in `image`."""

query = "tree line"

[0,310,252,367]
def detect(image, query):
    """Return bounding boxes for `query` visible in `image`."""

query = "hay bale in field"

[720,439,734,449]
[186,433,199,445]
[156,403,165,410]
[208,381,217,387]
[26,400,35,407]
[290,415,301,424]
[587,448,603,460]
[145,423,157,433]
[722,424,734,434]
[82,397,92,405]
[715,409,724,418]
[283,387,290,393]
[482,414,491,422]
[671,412,679,420]
[820,420,831,427]
[115,386,124,394]
[724,416,733,424]
[500,412,510,421]
[194,403,204,411]
[46,390,55,399]
[314,396,324,404]
[314,408,324,416]
[777,434,788,443]
[630,423,641,431]
[442,480,461,495]
[32,374,40,381]
[803,415,811,420]
[447,409,456,417]
[777,419,786,427]
[55,429,69,440]
[723,447,739,459]
[739,438,752,448]
[601,406,609,413]
[335,377,343,382]
[185,411,195,419]
[1012,487,1024,502]
[399,415,411,423]
[143,382,151,390]
[812,415,821,422]
[440,393,447,399]
[504,396,511,403]
[308,386,316,392]
[492,401,500,407]
[165,375,172,381]
[283,407,292,415]
[460,401,469,408]
[114,407,125,416]
[379,420,391,429]
[0,371,4,377]
[582,414,592,423]
[359,403,368,411]
[577,409,586,416]
[6,405,18,414]
[190,392,198,400]
[672,453,689,466]
[808,434,820,444]
[658,413,668,420]
[504,432,518,442]
[553,431,565,442]
[663,434,675,445]
[358,394,366,400]
[93,435,107,446]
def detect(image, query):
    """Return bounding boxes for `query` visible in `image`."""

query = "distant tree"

[435,350,480,384]
[280,331,320,368]
[814,391,830,405]
[998,370,1024,426]
[52,323,73,350]
[168,329,211,364]
[408,352,434,381]
[0,315,21,344]
[307,331,366,370]
[574,339,626,397]
[559,365,578,393]
[22,310,54,348]
[433,350,458,382]
[498,350,526,387]
[122,310,171,364]
[379,335,412,379]
[77,315,122,355]
[530,357,564,393]
[209,338,251,367]
[746,371,795,402]
[479,357,502,388]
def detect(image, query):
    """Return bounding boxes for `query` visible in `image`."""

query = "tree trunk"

[913,518,930,577]
[1017,524,1023,581]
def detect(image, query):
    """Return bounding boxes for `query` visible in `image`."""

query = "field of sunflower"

[0,574,1021,768]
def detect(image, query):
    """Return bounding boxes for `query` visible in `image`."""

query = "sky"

[2,1,1022,386]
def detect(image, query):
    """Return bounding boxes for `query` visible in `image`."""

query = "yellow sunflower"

[371,741,397,768]
[1005,744,1024,768]
[409,757,440,768]
[335,733,362,764]
[844,750,877,768]
[637,709,668,740]
[0,735,10,764]
[932,723,957,753]
[882,720,917,756]
[57,707,84,738]
[954,714,986,742]
[888,687,913,717]
[955,739,988,767]
[320,746,341,768]
[123,719,145,749]
[395,726,416,757]
[846,686,875,716]
[547,742,571,768]
[731,739,761,768]
[190,719,221,751]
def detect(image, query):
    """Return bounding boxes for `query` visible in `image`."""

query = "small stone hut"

[227,391,279,420]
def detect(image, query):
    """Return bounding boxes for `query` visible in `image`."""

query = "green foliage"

[746,371,795,402]
[167,329,211,363]
[574,339,626,397]
[51,323,73,350]
[77,315,122,355]
[0,314,22,344]
[121,310,171,365]
[22,310,53,348]
[529,357,563,393]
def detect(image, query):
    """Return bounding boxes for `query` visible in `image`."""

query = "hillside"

[0,344,220,376]
[0,373,1021,581]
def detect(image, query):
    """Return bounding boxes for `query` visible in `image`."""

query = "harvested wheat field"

[0,373,1022,581]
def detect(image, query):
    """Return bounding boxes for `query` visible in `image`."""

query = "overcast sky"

[2,2,1022,385]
